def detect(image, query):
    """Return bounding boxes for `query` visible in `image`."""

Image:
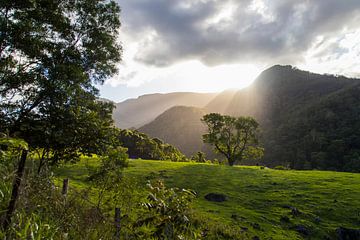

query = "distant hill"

[112,92,217,129]
[135,65,360,171]
[97,97,114,104]
[204,89,238,113]
[139,106,213,157]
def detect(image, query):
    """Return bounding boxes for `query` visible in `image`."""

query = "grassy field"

[56,158,360,240]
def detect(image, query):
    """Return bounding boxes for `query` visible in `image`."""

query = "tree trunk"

[37,149,47,175]
[114,208,121,239]
[228,158,234,166]
[2,149,28,230]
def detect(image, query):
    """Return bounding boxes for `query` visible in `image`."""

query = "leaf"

[0,138,28,150]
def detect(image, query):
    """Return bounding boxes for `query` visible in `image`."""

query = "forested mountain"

[136,65,360,171]
[273,85,360,171]
[244,65,360,170]
[112,92,217,129]
[139,106,214,157]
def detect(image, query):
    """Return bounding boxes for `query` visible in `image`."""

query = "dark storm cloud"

[118,0,360,66]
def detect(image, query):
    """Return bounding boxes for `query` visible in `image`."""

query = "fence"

[61,178,122,240]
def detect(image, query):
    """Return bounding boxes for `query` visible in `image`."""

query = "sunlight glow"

[107,59,260,93]
[104,26,262,102]
[170,61,260,90]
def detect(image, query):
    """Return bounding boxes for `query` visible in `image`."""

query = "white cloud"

[300,29,360,77]
[107,0,360,92]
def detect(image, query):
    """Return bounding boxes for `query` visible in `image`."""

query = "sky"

[99,0,360,102]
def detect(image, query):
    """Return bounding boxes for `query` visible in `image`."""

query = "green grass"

[56,159,360,239]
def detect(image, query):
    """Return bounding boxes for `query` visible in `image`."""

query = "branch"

[215,143,230,160]
[237,129,250,160]
[9,93,46,135]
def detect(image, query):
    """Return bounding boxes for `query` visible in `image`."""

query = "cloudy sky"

[99,0,360,102]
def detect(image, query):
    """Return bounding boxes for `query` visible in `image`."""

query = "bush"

[191,151,207,163]
[130,180,198,239]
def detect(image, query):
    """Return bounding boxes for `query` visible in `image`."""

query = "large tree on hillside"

[201,113,263,166]
[0,0,122,229]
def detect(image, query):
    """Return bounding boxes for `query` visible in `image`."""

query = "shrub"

[131,180,198,239]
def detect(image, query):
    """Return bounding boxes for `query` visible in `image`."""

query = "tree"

[117,129,186,161]
[0,0,122,230]
[201,113,263,166]
[136,180,197,239]
[191,151,207,163]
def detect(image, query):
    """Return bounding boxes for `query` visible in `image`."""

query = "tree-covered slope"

[272,85,360,171]
[137,65,360,171]
[139,106,213,157]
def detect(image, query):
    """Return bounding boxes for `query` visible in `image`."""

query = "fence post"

[62,178,69,195]
[114,207,121,239]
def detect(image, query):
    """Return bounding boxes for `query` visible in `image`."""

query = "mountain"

[204,89,238,113]
[112,92,217,129]
[139,106,212,156]
[97,97,114,104]
[136,65,360,171]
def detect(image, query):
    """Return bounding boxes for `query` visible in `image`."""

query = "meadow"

[55,158,360,240]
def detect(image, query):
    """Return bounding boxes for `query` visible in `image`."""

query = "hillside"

[112,92,217,129]
[204,89,238,113]
[224,65,358,121]
[56,159,360,240]
[136,65,360,171]
[139,106,213,156]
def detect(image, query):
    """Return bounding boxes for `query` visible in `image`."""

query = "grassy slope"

[56,159,360,239]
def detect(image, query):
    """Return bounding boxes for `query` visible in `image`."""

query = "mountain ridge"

[133,65,360,171]
[112,92,217,129]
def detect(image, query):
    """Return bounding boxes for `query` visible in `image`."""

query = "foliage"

[269,85,360,172]
[0,140,21,212]
[0,0,122,166]
[0,0,122,229]
[0,137,28,159]
[118,129,187,162]
[88,146,129,209]
[0,152,202,239]
[191,151,207,163]
[202,113,264,166]
[129,180,198,239]
[0,146,126,238]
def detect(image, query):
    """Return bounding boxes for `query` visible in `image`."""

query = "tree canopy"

[0,0,122,163]
[201,113,263,166]
[0,0,123,230]
[118,129,186,162]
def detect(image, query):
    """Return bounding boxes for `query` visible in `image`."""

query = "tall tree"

[201,113,263,166]
[0,0,122,230]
